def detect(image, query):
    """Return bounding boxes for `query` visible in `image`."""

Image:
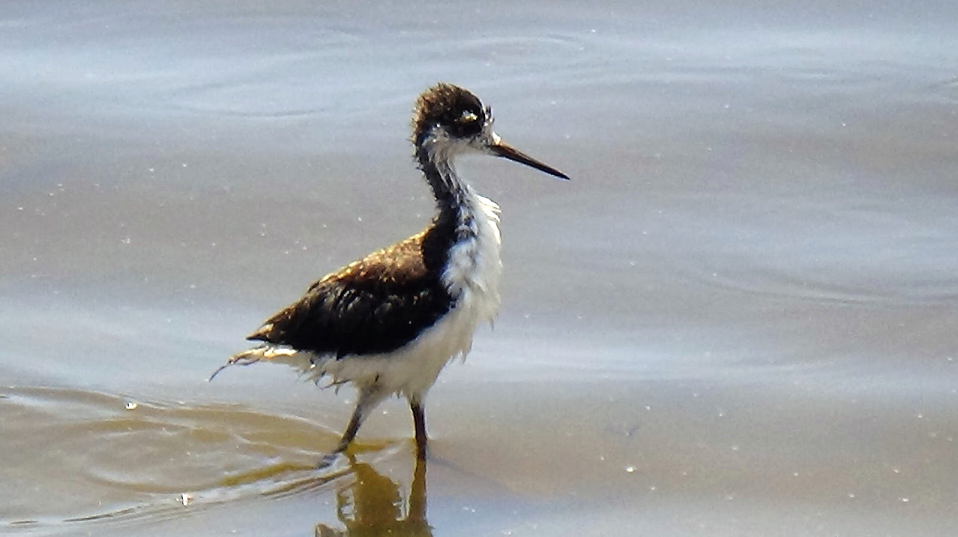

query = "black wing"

[247,231,453,358]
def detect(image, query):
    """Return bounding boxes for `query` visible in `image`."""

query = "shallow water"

[3,0,958,535]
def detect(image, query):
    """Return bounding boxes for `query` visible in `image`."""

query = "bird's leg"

[320,385,386,467]
[410,398,428,460]
[408,451,428,523]
[336,386,387,452]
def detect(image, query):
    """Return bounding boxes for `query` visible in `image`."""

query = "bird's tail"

[208,345,300,382]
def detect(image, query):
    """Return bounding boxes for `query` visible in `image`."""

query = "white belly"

[312,297,488,397]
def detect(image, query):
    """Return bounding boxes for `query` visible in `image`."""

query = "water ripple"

[925,76,958,102]
[0,385,400,532]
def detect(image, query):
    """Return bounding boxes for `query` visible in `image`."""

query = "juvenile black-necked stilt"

[212,83,568,461]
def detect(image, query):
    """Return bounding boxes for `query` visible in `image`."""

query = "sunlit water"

[2,0,958,535]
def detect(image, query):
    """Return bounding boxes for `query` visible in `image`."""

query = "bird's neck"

[416,147,502,305]
[416,146,475,232]
[417,146,467,210]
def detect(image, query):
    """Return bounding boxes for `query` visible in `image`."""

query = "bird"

[211,83,568,462]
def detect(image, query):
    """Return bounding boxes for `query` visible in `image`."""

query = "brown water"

[3,1,958,535]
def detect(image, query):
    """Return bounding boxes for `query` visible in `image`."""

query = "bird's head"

[412,83,569,180]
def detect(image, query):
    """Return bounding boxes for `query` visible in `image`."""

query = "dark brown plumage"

[412,82,487,145]
[247,211,457,358]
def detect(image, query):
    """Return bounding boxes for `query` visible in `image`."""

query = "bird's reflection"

[315,454,431,537]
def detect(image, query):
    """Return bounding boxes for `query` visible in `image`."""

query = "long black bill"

[490,141,570,180]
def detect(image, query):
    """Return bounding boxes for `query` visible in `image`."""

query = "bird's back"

[248,216,458,359]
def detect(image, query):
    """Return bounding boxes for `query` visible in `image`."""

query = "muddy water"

[2,0,958,535]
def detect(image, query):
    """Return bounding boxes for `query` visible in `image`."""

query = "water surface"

[2,0,958,535]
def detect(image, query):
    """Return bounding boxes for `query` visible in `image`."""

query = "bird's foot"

[317,450,347,470]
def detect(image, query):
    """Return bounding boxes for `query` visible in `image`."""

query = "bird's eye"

[448,108,483,137]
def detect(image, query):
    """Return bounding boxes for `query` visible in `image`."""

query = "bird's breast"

[441,192,502,326]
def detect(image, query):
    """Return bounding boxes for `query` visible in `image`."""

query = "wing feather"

[247,231,453,358]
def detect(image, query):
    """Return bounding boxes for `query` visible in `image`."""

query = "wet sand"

[3,0,958,535]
